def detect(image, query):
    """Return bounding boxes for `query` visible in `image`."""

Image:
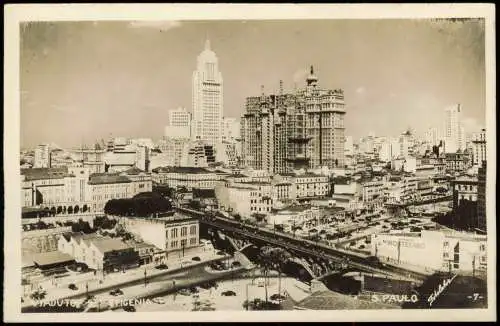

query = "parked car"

[270,293,286,301]
[155,264,168,270]
[68,283,78,291]
[191,256,201,261]
[199,281,216,289]
[221,290,236,296]
[231,261,241,268]
[110,288,123,296]
[123,305,136,312]
[216,251,225,256]
[189,287,199,294]
[178,288,191,296]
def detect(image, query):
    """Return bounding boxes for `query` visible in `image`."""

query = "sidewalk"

[22,247,228,309]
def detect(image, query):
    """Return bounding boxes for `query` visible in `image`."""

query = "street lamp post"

[245,283,250,311]
[86,282,89,298]
[144,269,147,287]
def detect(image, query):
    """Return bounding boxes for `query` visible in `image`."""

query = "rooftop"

[273,204,312,213]
[92,237,132,253]
[296,172,324,178]
[88,173,131,185]
[21,167,72,181]
[123,167,146,175]
[295,290,398,310]
[152,166,212,174]
[32,251,75,267]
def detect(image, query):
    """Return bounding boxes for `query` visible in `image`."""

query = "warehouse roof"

[21,167,71,181]
[32,251,75,267]
[88,173,131,185]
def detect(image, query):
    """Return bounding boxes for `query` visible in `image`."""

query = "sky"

[20,19,486,149]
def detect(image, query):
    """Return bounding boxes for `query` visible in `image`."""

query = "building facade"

[120,214,199,258]
[371,230,487,273]
[444,104,465,153]
[151,166,220,190]
[476,161,487,232]
[192,39,224,146]
[471,128,486,167]
[165,107,192,139]
[88,168,152,212]
[58,233,139,271]
[34,144,52,168]
[241,66,346,174]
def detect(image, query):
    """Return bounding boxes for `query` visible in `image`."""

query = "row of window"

[168,225,197,238]
[170,237,197,248]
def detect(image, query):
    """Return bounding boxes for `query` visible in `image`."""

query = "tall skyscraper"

[165,107,192,139]
[344,136,354,157]
[241,66,346,173]
[34,144,51,168]
[444,104,465,153]
[425,127,443,147]
[192,39,224,146]
[222,117,241,143]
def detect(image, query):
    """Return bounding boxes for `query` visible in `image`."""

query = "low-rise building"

[371,230,487,273]
[89,168,152,212]
[120,213,199,259]
[451,176,478,208]
[58,233,139,272]
[293,172,330,199]
[445,151,472,173]
[151,166,220,190]
[216,181,274,217]
[361,180,386,202]
[267,205,321,227]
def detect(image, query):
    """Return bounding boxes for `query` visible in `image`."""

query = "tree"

[259,246,292,307]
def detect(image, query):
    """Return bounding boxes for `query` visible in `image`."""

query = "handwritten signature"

[427,274,457,307]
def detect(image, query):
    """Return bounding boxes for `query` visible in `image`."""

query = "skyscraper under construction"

[241,66,346,174]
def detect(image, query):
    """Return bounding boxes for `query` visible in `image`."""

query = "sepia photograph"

[3,3,496,323]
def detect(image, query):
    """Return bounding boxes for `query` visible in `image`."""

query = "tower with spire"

[192,38,224,148]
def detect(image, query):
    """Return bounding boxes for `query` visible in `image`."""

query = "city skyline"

[21,19,486,149]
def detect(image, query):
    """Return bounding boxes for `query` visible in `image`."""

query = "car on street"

[152,297,165,304]
[178,288,191,296]
[155,264,168,270]
[110,288,123,296]
[270,293,286,301]
[216,251,225,256]
[68,283,78,291]
[231,261,241,268]
[221,290,236,296]
[191,256,201,261]
[123,305,136,312]
[199,281,217,289]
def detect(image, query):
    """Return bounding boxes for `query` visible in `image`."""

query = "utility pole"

[144,268,147,287]
[472,255,476,278]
